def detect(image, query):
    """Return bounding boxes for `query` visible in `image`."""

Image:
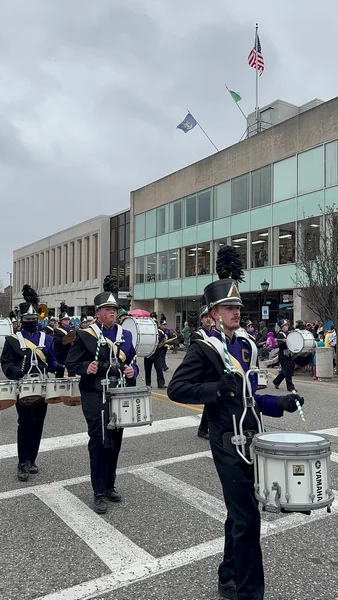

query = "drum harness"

[16,331,47,382]
[209,334,264,465]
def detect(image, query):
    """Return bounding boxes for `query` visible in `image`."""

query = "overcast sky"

[0,0,337,287]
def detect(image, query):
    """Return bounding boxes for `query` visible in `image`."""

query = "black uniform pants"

[144,352,165,387]
[210,429,264,600]
[16,400,48,465]
[198,407,208,433]
[273,353,294,390]
[159,346,168,369]
[81,389,123,495]
[55,365,65,378]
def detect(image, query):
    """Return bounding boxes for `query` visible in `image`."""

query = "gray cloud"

[0,0,337,289]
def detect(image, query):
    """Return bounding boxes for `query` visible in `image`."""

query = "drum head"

[122,317,138,348]
[286,331,303,353]
[257,432,325,444]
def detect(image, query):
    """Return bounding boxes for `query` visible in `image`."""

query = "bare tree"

[295,206,338,326]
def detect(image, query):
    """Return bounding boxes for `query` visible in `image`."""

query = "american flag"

[248,32,264,73]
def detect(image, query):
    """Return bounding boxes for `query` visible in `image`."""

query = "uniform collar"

[213,328,237,344]
[97,320,115,332]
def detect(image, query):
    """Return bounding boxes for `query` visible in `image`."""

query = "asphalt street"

[1,352,338,600]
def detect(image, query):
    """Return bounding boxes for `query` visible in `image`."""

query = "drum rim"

[254,431,327,442]
[109,385,151,395]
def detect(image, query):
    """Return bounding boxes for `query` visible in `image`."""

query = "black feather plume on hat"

[22,284,39,304]
[60,302,68,314]
[216,246,245,283]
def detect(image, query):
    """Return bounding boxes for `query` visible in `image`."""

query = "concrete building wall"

[13,215,111,315]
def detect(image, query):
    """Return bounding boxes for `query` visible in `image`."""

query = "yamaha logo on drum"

[136,397,141,422]
[315,460,323,501]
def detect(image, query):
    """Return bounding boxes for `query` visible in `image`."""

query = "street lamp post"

[260,278,270,322]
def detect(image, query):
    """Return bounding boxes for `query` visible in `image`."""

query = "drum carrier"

[100,335,153,446]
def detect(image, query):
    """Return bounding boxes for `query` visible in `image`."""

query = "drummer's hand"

[277,393,304,413]
[124,365,134,379]
[217,372,237,397]
[87,361,98,375]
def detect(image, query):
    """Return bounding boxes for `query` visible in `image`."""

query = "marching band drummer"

[65,291,138,515]
[167,247,305,600]
[144,315,167,389]
[42,315,57,335]
[53,306,76,378]
[1,286,59,482]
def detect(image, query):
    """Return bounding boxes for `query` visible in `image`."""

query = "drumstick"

[292,390,305,421]
[117,355,137,388]
[219,317,232,374]
[94,330,103,363]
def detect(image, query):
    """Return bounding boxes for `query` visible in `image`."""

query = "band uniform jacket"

[65,325,139,394]
[190,326,213,342]
[167,330,282,439]
[42,325,55,336]
[1,331,58,379]
[53,326,74,366]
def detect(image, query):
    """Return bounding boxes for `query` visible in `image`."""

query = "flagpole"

[187,108,219,152]
[225,85,247,121]
[255,22,259,133]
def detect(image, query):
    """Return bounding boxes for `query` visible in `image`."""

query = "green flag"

[229,90,242,103]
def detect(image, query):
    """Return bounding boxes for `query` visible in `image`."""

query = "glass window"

[325,141,338,187]
[126,211,130,223]
[251,165,272,208]
[134,213,145,242]
[110,227,116,251]
[184,245,196,277]
[125,263,130,289]
[110,216,117,228]
[273,156,297,202]
[277,223,296,264]
[197,189,211,223]
[118,213,125,226]
[125,222,130,248]
[197,242,210,275]
[125,248,130,262]
[214,239,228,272]
[231,173,250,214]
[230,235,248,269]
[185,194,197,227]
[214,181,231,219]
[118,263,125,289]
[170,199,182,231]
[298,146,324,195]
[118,250,125,263]
[146,253,156,282]
[251,229,270,268]
[158,250,168,280]
[118,226,125,250]
[135,257,144,284]
[169,249,180,279]
[157,205,168,235]
[146,209,156,238]
[298,217,320,261]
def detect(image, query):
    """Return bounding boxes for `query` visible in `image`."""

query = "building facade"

[130,96,338,329]
[109,210,131,305]
[13,215,111,317]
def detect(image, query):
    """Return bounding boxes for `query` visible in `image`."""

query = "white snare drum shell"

[63,377,81,406]
[252,431,333,511]
[108,386,153,428]
[45,379,70,404]
[0,380,17,411]
[19,379,44,405]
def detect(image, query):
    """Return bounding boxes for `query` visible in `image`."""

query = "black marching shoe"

[17,462,29,482]
[272,381,279,389]
[29,462,39,474]
[197,429,209,440]
[163,366,169,372]
[158,385,167,389]
[94,494,108,514]
[218,578,237,599]
[107,487,122,502]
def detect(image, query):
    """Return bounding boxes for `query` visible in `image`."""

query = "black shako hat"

[19,285,39,318]
[204,246,244,309]
[94,292,118,309]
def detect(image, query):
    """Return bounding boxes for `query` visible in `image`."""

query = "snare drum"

[252,431,334,513]
[287,330,315,354]
[18,378,45,405]
[107,385,153,429]
[122,317,158,357]
[45,378,70,404]
[62,377,81,406]
[0,380,18,411]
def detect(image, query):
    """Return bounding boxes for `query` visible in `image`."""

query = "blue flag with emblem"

[176,112,197,133]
